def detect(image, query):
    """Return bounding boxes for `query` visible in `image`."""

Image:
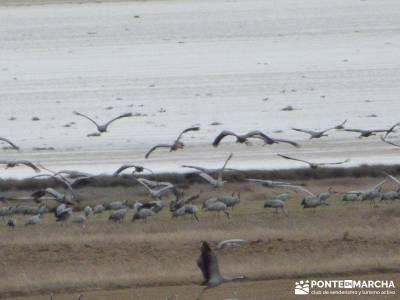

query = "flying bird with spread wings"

[380,136,400,148]
[212,130,299,147]
[343,128,390,138]
[113,164,153,176]
[196,241,245,299]
[0,160,40,172]
[384,121,400,137]
[37,165,94,189]
[0,137,20,151]
[134,177,179,200]
[333,120,347,130]
[182,153,233,187]
[145,126,200,158]
[31,169,79,202]
[31,187,75,205]
[73,111,133,133]
[277,154,349,169]
[247,178,294,187]
[292,120,346,139]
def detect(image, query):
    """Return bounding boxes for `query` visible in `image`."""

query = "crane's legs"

[282,207,288,217]
[224,211,230,219]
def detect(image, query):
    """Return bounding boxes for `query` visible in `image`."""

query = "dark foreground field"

[10,274,399,300]
[1,176,400,299]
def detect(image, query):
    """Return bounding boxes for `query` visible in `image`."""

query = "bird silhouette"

[182,153,233,187]
[0,160,40,172]
[212,130,299,147]
[73,111,132,133]
[196,241,245,299]
[380,136,400,148]
[343,128,389,138]
[145,126,200,158]
[0,137,20,151]
[291,120,346,139]
[113,164,153,176]
[277,154,349,169]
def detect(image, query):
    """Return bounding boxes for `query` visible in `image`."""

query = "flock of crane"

[0,112,400,229]
[1,111,400,299]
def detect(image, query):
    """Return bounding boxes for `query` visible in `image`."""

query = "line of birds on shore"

[0,112,400,228]
[1,157,400,229]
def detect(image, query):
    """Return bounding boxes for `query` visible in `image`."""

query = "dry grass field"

[9,274,400,300]
[1,176,400,299]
